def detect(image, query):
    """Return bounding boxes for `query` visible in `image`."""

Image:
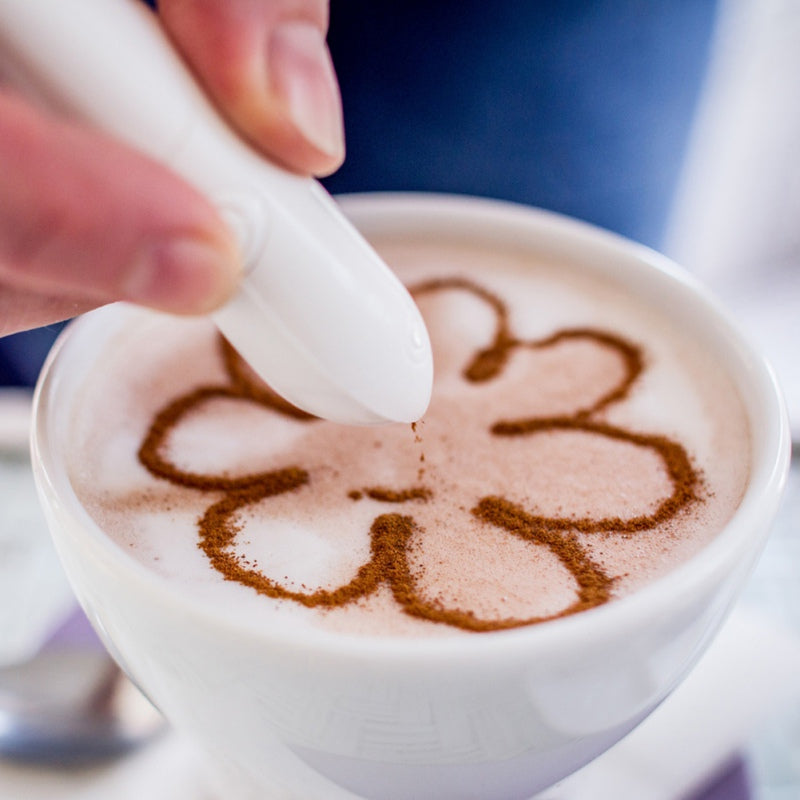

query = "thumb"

[0,91,241,319]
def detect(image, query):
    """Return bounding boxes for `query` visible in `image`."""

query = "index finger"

[158,0,345,177]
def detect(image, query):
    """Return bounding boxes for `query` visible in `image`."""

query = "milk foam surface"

[68,236,751,637]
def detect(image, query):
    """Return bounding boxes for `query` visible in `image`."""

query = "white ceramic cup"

[31,195,790,800]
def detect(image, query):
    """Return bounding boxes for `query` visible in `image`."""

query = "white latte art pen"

[0,0,433,425]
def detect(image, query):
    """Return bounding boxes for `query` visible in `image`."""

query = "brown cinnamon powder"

[137,276,700,633]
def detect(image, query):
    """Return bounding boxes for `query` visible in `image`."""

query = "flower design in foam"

[138,277,700,633]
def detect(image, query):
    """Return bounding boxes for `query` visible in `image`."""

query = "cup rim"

[31,192,791,664]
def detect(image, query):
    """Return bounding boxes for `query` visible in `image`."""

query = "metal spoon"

[0,644,166,766]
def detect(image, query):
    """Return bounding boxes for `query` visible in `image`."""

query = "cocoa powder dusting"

[137,276,701,633]
[362,486,432,503]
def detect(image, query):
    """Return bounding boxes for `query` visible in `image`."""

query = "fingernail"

[269,21,344,160]
[124,238,239,315]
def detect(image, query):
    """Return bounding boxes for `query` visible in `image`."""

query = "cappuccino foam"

[68,235,751,637]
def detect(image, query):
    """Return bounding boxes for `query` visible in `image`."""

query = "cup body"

[31,195,790,800]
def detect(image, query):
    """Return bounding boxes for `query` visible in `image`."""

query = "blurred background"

[1,0,798,797]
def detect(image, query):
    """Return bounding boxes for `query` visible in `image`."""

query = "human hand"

[0,0,344,336]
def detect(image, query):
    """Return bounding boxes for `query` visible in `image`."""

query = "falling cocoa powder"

[137,276,700,633]
[411,420,426,481]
